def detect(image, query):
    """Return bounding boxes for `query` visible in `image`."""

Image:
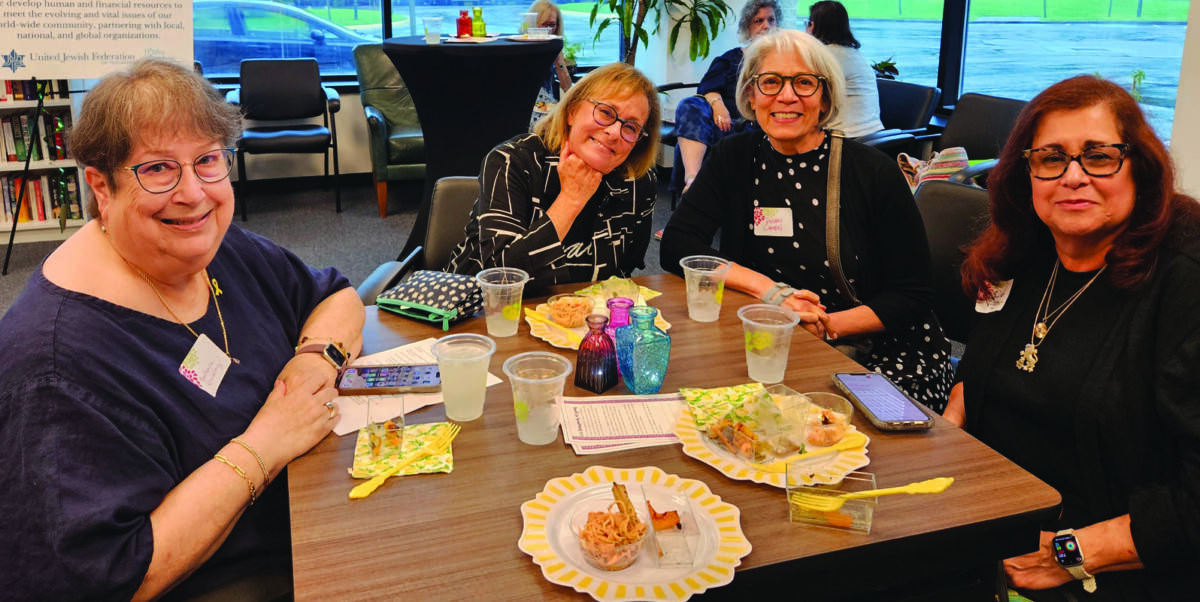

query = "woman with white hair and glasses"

[448,62,660,289]
[661,29,954,410]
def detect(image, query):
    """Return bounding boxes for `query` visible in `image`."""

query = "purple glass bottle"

[605,297,634,339]
[575,314,619,394]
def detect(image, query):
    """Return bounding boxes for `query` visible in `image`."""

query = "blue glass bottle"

[615,306,671,394]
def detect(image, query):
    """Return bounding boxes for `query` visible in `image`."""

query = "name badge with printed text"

[179,333,231,397]
[753,207,794,237]
[975,280,1013,313]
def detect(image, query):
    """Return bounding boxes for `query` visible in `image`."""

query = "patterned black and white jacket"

[445,133,656,290]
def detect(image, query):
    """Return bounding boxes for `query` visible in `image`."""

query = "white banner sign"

[1,0,193,79]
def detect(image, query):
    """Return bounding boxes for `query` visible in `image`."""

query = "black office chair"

[227,58,341,221]
[918,92,1026,186]
[913,179,992,346]
[356,176,479,305]
[858,79,942,155]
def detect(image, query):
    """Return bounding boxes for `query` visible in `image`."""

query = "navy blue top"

[696,47,743,116]
[0,226,350,600]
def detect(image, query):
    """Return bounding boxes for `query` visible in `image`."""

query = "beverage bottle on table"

[615,306,670,394]
[605,297,633,339]
[471,6,486,37]
[576,315,619,394]
[457,10,472,38]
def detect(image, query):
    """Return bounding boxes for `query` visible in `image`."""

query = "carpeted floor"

[0,174,676,315]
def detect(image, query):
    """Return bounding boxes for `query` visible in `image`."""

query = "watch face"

[1052,534,1084,566]
[325,344,347,367]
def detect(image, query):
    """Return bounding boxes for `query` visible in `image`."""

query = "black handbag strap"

[824,131,860,306]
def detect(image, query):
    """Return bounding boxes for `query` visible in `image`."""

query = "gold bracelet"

[230,438,270,483]
[215,453,257,505]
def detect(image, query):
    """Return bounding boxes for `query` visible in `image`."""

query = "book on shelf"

[0,110,72,164]
[2,171,80,225]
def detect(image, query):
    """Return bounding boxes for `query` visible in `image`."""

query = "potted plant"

[871,57,898,80]
[590,0,732,65]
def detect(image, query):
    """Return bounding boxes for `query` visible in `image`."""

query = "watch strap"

[1055,529,1097,593]
[295,340,348,370]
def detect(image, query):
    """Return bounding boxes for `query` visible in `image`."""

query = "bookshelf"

[1,81,87,247]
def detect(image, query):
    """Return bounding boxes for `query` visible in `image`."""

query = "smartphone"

[335,364,441,395]
[831,372,935,431]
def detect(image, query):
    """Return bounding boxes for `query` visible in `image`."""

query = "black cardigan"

[961,231,1200,600]
[660,131,935,331]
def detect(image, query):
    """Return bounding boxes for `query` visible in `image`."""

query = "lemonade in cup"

[432,334,496,422]
[679,255,731,322]
[475,267,530,337]
[738,304,799,383]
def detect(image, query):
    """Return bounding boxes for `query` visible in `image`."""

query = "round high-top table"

[383,35,563,261]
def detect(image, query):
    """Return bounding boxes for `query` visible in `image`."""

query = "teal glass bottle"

[615,306,670,394]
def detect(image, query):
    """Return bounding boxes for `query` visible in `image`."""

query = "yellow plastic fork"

[788,477,954,512]
[349,423,462,499]
[756,431,869,474]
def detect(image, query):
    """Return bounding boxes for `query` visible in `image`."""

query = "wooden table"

[289,274,1060,600]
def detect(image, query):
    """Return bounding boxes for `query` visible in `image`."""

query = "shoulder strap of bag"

[824,131,860,305]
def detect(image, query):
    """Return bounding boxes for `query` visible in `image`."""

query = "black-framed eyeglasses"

[586,99,646,143]
[125,148,236,193]
[1022,143,1128,180]
[752,72,825,97]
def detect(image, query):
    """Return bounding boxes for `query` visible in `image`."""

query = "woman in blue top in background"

[0,59,364,600]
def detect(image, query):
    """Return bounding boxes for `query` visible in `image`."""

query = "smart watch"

[1052,529,1097,593]
[295,339,349,372]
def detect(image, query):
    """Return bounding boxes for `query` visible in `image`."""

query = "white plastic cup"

[738,304,799,384]
[432,333,496,422]
[502,352,572,445]
[422,17,443,44]
[679,255,732,322]
[475,267,530,337]
[521,12,538,35]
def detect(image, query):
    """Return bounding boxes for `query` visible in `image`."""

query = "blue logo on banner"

[3,49,26,74]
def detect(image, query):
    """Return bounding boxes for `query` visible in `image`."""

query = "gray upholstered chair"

[357,176,478,305]
[354,44,425,218]
[913,179,991,346]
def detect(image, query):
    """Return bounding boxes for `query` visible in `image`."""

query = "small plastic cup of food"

[528,26,551,39]
[786,469,876,534]
[546,293,593,328]
[570,497,649,571]
[802,391,854,447]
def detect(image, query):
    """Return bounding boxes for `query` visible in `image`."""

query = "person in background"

[806,0,883,139]
[528,0,573,129]
[661,29,954,410]
[447,62,660,289]
[0,59,365,600]
[671,0,781,195]
[945,75,1200,600]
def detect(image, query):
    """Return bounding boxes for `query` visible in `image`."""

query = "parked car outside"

[194,0,379,78]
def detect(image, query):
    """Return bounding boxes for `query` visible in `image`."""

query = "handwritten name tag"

[753,207,794,237]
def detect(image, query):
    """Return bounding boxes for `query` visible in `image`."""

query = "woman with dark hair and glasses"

[0,59,364,599]
[661,29,954,410]
[447,62,660,288]
[806,0,882,138]
[944,75,1200,600]
[670,0,780,196]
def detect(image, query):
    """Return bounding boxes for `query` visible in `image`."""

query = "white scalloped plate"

[518,466,751,601]
[674,411,871,488]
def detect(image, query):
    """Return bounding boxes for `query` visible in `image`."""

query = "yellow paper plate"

[518,466,751,601]
[526,303,671,350]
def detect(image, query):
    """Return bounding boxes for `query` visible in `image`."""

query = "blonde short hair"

[735,29,846,130]
[528,0,563,35]
[534,62,661,179]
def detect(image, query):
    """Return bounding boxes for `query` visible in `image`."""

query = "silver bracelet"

[760,282,794,305]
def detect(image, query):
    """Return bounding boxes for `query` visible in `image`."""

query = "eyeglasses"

[586,99,646,143]
[1022,143,1128,180]
[752,72,825,97]
[802,18,811,27]
[126,148,236,193]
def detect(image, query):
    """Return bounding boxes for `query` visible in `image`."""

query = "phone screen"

[836,373,928,422]
[338,365,440,389]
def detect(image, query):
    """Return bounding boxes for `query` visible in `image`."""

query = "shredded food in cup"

[547,295,593,328]
[578,483,647,571]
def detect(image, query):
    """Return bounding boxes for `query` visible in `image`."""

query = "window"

[962,0,1189,142]
[823,0,946,88]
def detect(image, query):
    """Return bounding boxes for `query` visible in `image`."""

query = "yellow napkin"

[348,422,456,479]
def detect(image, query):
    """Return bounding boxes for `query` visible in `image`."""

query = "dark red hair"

[962,75,1200,298]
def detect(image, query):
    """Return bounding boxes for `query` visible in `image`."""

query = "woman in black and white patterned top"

[446,62,660,290]
[660,29,954,410]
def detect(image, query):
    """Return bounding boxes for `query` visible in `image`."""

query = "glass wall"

[805,0,946,88]
[962,0,1189,142]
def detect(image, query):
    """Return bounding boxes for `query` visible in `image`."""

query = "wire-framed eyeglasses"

[1022,143,1128,180]
[586,99,646,143]
[752,72,825,97]
[125,148,236,193]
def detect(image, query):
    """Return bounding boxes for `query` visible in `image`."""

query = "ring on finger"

[328,406,337,419]
[324,401,335,410]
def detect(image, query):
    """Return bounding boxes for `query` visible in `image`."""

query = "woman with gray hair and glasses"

[661,29,955,411]
[669,0,781,197]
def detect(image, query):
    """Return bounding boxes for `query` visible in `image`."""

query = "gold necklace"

[1016,259,1105,372]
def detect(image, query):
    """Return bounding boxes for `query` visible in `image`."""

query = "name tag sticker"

[179,333,231,397]
[976,280,1013,313]
[753,207,794,237]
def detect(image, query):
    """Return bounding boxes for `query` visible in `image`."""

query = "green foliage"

[563,41,585,66]
[871,56,898,79]
[1130,68,1146,102]
[590,0,662,65]
[666,0,733,62]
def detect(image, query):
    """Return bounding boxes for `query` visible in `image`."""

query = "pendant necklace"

[1016,259,1105,373]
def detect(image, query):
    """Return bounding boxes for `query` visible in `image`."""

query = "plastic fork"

[349,423,462,499]
[756,431,869,474]
[788,477,954,512]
